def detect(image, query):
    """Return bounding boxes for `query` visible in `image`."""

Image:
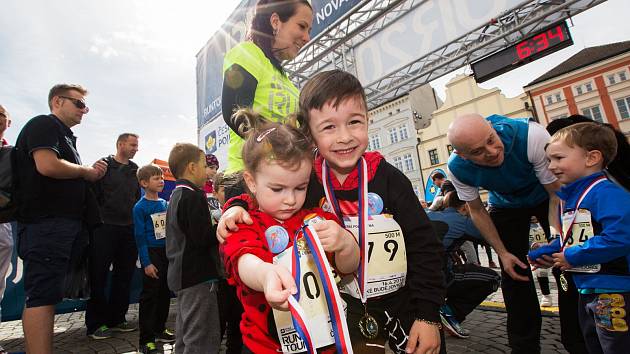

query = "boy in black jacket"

[166,143,220,353]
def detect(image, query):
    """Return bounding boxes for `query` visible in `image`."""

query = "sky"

[0,0,628,166]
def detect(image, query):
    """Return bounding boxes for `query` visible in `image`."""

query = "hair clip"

[256,127,276,142]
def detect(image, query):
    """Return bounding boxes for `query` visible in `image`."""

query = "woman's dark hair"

[248,0,312,73]
[546,114,630,191]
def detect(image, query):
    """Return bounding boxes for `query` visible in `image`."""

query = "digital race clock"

[471,21,573,83]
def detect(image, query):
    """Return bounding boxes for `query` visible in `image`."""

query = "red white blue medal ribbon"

[288,223,353,353]
[322,158,369,304]
[288,230,316,354]
[559,175,607,250]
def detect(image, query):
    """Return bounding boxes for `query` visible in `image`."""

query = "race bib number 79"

[341,214,407,298]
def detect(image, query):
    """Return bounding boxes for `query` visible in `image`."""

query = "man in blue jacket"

[447,113,561,353]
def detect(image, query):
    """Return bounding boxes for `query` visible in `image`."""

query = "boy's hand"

[217,206,252,243]
[552,251,573,271]
[311,220,351,253]
[262,264,297,311]
[144,264,159,279]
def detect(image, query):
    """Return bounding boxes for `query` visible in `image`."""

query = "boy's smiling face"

[308,97,369,182]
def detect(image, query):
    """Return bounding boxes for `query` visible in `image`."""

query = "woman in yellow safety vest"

[222,0,313,175]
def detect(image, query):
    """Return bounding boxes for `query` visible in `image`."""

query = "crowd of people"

[1,1,629,354]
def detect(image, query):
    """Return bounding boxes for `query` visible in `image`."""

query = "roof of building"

[526,40,630,87]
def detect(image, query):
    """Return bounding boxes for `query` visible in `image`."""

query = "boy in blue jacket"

[529,122,630,353]
[133,164,174,353]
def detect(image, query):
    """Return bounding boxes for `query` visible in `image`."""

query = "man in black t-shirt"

[14,84,107,354]
[86,133,141,339]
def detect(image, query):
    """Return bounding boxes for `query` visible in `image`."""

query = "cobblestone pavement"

[0,303,566,354]
[0,250,566,353]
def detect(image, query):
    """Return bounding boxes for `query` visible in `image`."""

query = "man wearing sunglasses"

[13,84,108,354]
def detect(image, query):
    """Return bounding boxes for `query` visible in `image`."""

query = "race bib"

[340,214,407,298]
[272,240,344,353]
[562,209,600,273]
[529,224,546,245]
[150,212,167,240]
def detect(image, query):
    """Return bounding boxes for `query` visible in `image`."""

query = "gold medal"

[359,313,379,339]
[560,272,568,292]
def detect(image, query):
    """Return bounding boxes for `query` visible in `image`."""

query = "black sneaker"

[440,310,470,339]
[156,329,175,343]
[110,321,137,332]
[88,325,112,340]
[140,342,158,354]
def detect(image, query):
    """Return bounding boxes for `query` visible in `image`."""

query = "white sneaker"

[540,294,553,307]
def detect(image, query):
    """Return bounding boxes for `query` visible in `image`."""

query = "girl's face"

[244,158,312,221]
[271,4,312,61]
[307,97,369,182]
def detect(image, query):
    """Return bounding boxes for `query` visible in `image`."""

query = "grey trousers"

[175,281,221,354]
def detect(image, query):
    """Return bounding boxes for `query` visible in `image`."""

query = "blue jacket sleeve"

[564,187,630,267]
[133,203,151,268]
[528,237,561,261]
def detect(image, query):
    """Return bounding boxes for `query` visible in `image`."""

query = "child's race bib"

[272,240,345,353]
[340,214,407,298]
[150,212,167,240]
[562,209,600,273]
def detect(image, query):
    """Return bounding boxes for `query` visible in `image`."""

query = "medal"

[265,225,289,254]
[303,213,325,226]
[359,312,379,339]
[560,272,569,292]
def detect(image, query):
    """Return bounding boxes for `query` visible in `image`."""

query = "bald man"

[446,113,561,354]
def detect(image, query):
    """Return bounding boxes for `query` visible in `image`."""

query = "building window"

[393,156,403,171]
[428,149,439,166]
[389,128,399,144]
[585,82,593,92]
[399,124,409,140]
[576,86,583,95]
[608,75,617,85]
[403,153,414,171]
[446,144,454,156]
[370,134,381,150]
[555,93,562,102]
[546,95,553,105]
[582,105,604,123]
[620,71,628,82]
[616,96,630,119]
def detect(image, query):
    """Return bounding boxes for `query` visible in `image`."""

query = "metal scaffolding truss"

[364,0,607,108]
[286,0,607,109]
[284,0,415,85]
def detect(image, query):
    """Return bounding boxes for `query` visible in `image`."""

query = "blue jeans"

[579,292,630,354]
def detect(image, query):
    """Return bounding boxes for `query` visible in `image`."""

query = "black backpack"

[0,145,16,223]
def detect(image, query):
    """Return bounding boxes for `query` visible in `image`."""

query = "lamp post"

[412,110,426,198]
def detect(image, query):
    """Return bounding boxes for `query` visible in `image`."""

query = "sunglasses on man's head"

[59,96,88,111]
